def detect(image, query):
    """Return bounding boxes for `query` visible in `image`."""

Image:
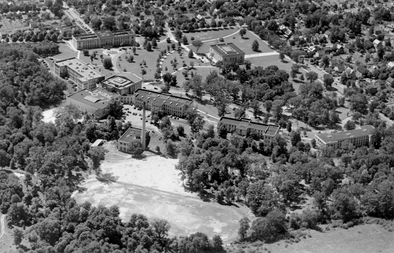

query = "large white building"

[314,125,375,149]
[54,57,105,90]
[71,30,135,50]
[219,117,280,141]
[209,43,245,64]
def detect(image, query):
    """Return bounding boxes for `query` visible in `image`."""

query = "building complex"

[314,125,375,149]
[209,43,245,64]
[219,116,280,141]
[54,57,105,90]
[71,30,135,50]
[133,89,193,117]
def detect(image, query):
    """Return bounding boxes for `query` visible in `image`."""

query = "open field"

[73,142,254,243]
[183,27,239,42]
[187,29,275,56]
[0,16,28,33]
[263,224,394,253]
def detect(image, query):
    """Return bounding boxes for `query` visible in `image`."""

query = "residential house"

[356,65,369,78]
[386,76,394,88]
[373,39,382,49]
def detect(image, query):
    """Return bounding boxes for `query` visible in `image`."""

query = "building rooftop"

[315,125,375,144]
[74,33,99,41]
[118,127,143,144]
[102,73,142,88]
[55,57,104,82]
[210,43,245,57]
[135,89,192,108]
[68,88,120,110]
[219,116,280,136]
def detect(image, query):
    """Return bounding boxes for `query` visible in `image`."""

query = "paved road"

[63,3,94,33]
[245,51,279,59]
[0,214,6,239]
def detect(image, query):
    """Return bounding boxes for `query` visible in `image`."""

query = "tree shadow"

[96,172,118,185]
[326,86,338,92]
[243,37,250,40]
[282,60,289,63]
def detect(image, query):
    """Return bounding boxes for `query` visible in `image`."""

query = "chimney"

[141,101,146,150]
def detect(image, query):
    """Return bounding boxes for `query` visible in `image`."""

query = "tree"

[88,146,108,172]
[103,57,113,69]
[151,38,158,48]
[103,16,116,31]
[182,35,188,45]
[146,42,152,51]
[13,228,24,247]
[265,100,273,113]
[252,40,259,52]
[286,121,292,132]
[238,217,250,241]
[240,28,247,38]
[271,100,284,121]
[91,18,102,30]
[290,131,301,146]
[306,71,318,83]
[349,94,368,114]
[191,40,203,52]
[251,100,260,117]
[166,140,177,158]
[188,49,193,58]
[279,51,285,62]
[323,73,334,88]
[344,120,356,130]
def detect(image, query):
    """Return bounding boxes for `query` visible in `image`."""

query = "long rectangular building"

[314,125,375,149]
[219,116,280,141]
[54,57,105,90]
[133,89,193,117]
[71,30,135,50]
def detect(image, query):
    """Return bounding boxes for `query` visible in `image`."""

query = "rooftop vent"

[327,135,332,138]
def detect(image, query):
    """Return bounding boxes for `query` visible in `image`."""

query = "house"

[373,39,382,49]
[386,76,394,88]
[387,62,394,68]
[314,125,375,149]
[356,65,369,78]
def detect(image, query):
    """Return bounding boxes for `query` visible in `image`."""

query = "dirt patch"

[73,142,254,243]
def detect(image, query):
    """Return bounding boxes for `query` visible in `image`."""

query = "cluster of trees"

[0,44,66,109]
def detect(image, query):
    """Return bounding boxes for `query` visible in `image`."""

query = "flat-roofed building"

[71,30,135,50]
[210,43,245,64]
[54,57,105,90]
[117,127,147,153]
[101,73,142,102]
[133,89,193,117]
[65,88,120,119]
[314,125,375,149]
[219,116,280,141]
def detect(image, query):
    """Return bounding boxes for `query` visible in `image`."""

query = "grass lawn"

[183,27,239,42]
[187,29,275,55]
[0,17,28,33]
[172,66,220,88]
[53,43,78,60]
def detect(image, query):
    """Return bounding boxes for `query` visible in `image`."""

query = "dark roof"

[315,125,375,144]
[357,65,368,74]
[210,43,245,57]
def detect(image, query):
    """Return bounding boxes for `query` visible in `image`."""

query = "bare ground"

[73,142,254,243]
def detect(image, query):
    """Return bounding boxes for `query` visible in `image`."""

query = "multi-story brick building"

[71,30,135,50]
[209,43,245,64]
[314,125,375,149]
[133,89,193,117]
[54,57,105,90]
[219,116,280,141]
[117,127,146,153]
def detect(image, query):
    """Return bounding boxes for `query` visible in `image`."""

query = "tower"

[141,101,146,150]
